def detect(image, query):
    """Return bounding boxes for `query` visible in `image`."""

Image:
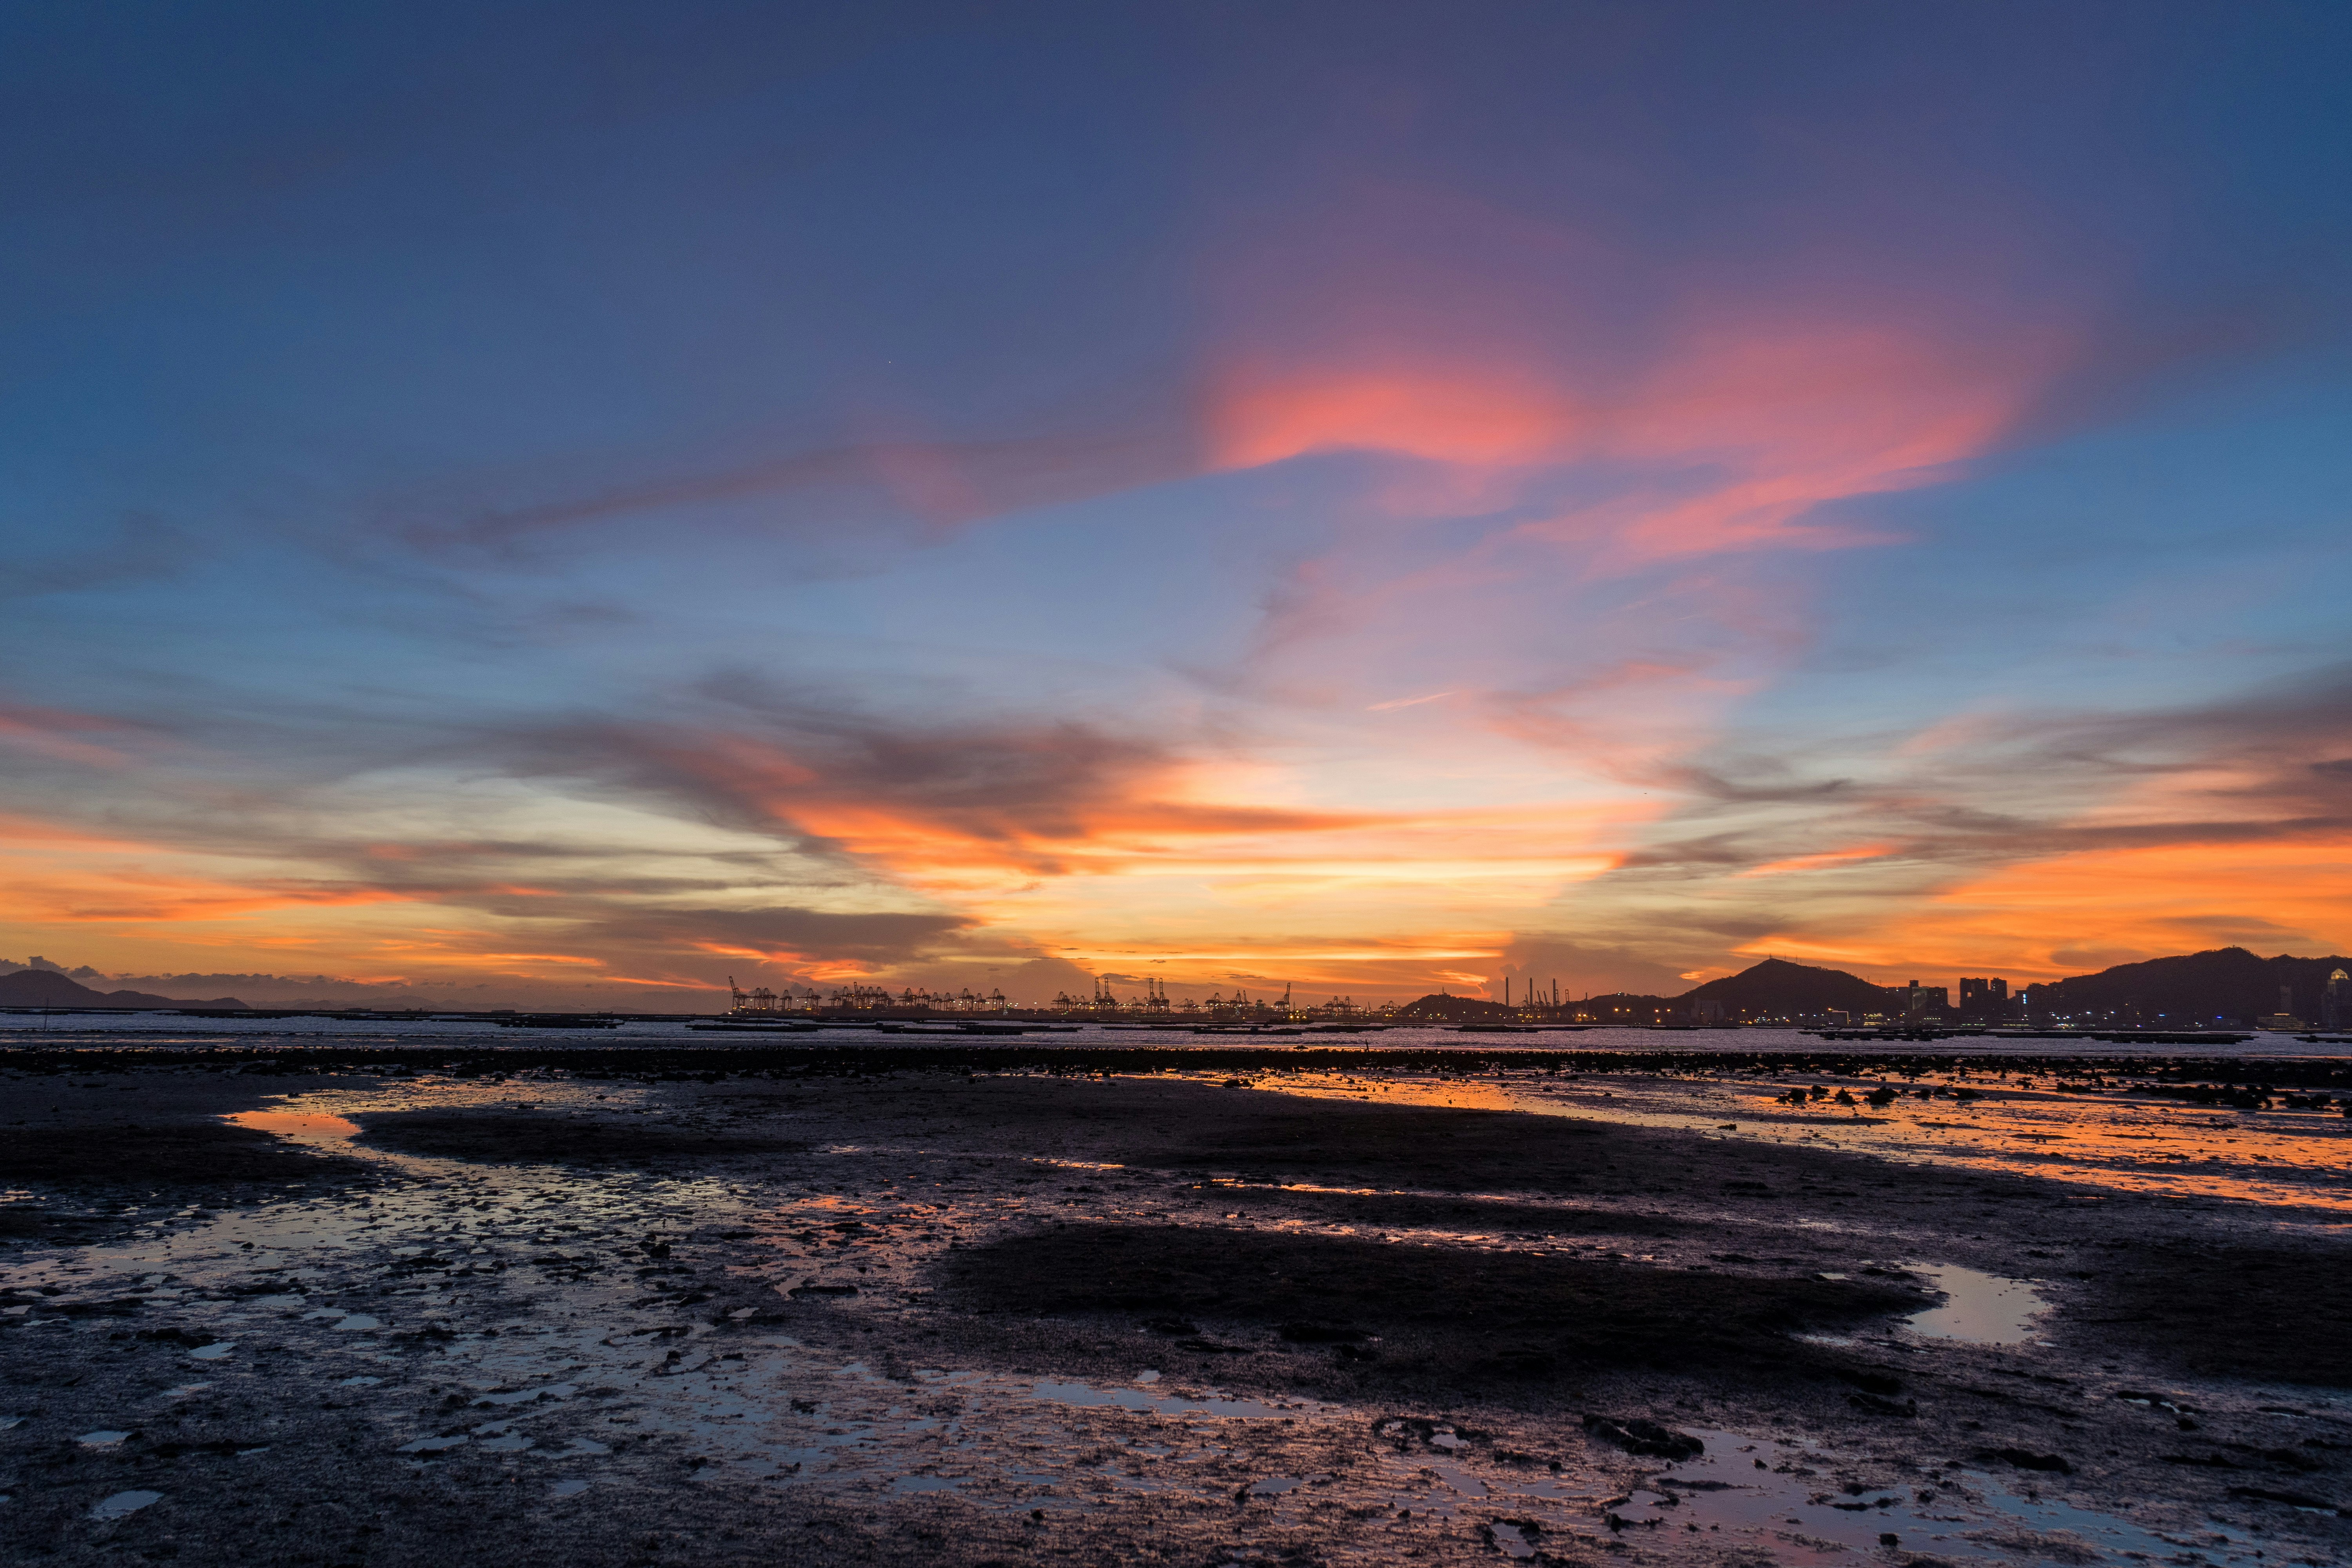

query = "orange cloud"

[0,811,421,934]
[4,869,412,924]
[0,813,151,852]
[628,724,1411,885]
[1735,843,1896,878]
[1746,835,2352,984]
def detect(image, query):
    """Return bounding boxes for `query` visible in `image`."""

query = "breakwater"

[2,1040,2348,1089]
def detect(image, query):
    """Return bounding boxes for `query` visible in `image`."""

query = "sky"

[3,1,2350,1007]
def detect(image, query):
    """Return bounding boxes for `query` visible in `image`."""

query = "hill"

[1679,957,1888,1016]
[0,970,249,1010]
[2025,947,2352,1025]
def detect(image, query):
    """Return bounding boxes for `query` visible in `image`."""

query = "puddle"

[223,1111,363,1141]
[91,1490,163,1521]
[1612,1428,2194,1564]
[1902,1264,2048,1345]
[1271,1065,2352,1212]
[189,1342,236,1360]
[551,1479,591,1498]
[305,1308,383,1330]
[78,1430,131,1447]
[1489,1520,1539,1558]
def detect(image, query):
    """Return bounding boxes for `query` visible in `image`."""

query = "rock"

[1835,1368,1904,1396]
[134,1326,211,1345]
[1985,1447,2072,1473]
[1583,1415,1704,1459]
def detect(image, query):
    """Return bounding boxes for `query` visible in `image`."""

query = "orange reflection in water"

[223,1110,363,1140]
[1250,1071,2352,1216]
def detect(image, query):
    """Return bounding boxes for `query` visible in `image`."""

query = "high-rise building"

[1892,979,1950,1019]
[1958,976,2008,1020]
[2258,982,2305,1031]
[2321,969,2348,1031]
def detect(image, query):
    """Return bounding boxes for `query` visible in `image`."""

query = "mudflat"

[1,1056,2346,1567]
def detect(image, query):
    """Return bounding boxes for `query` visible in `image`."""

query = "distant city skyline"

[4,5,2349,1005]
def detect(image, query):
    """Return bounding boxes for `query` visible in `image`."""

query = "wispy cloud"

[0,702,149,769]
[1558,662,2352,979]
[400,423,1201,558]
[0,516,207,602]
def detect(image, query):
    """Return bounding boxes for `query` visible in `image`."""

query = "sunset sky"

[4,3,2349,1006]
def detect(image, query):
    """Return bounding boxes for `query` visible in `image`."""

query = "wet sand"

[2,1055,2347,1567]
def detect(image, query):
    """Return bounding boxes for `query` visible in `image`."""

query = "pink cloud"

[1199,179,2067,572]
[1209,365,1581,469]
[1207,316,2058,566]
[0,702,142,769]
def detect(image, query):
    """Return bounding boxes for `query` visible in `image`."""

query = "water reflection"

[90,1489,163,1521]
[1267,1068,2352,1212]
[1903,1264,2048,1345]
[1612,1428,2209,1565]
[223,1111,363,1140]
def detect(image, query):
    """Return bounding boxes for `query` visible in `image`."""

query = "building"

[2257,982,2305,1032]
[2323,969,2350,1032]
[1957,976,2009,1022]
[1891,980,1949,1020]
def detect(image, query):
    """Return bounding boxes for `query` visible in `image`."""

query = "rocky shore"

[2,1054,2345,1566]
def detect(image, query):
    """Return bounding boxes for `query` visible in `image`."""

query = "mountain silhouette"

[2025,946,2352,1024]
[1679,957,1891,1014]
[0,969,249,1009]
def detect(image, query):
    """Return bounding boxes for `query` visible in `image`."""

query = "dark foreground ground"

[1,1058,2346,1568]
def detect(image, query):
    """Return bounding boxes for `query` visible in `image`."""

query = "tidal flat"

[2,1051,2347,1567]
